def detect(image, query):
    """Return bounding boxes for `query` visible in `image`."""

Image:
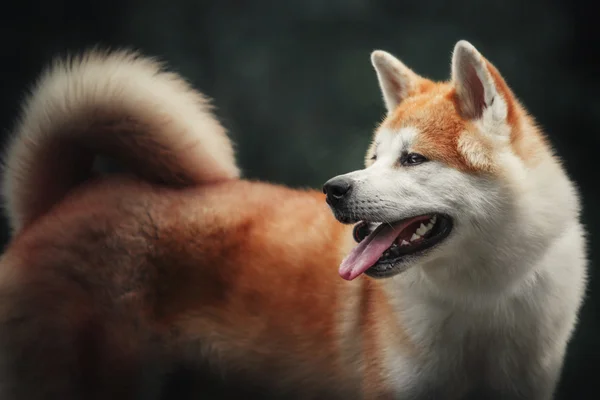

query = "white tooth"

[410,233,421,242]
[431,215,437,223]
[416,223,428,236]
[401,240,410,246]
[426,222,434,230]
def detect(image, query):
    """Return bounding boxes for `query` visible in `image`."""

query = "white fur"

[2,50,239,233]
[333,41,587,399]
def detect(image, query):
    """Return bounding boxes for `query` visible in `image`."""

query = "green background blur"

[0,0,598,398]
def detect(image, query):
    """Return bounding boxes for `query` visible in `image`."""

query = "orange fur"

[1,176,415,398]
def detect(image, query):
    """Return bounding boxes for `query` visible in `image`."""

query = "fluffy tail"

[2,50,239,234]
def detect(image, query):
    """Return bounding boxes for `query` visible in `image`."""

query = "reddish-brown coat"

[1,177,408,396]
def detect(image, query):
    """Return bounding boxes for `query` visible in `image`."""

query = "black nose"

[322,176,352,206]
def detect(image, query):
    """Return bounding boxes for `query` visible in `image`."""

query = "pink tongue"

[339,219,416,281]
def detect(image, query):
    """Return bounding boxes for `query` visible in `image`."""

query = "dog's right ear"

[371,50,426,114]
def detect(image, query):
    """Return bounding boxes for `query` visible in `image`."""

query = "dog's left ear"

[451,40,513,126]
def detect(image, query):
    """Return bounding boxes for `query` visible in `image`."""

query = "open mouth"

[340,214,453,280]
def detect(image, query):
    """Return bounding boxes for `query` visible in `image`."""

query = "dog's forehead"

[388,88,464,135]
[375,127,418,152]
[376,86,463,140]
[371,85,486,172]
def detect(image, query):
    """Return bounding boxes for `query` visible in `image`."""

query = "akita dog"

[0,41,586,399]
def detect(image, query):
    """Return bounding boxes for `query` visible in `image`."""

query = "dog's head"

[324,40,547,281]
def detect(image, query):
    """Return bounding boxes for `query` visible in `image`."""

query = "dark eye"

[370,154,377,161]
[401,152,427,166]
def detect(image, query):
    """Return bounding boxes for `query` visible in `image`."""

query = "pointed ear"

[371,50,425,113]
[451,40,509,122]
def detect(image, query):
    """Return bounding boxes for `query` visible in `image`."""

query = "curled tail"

[2,50,239,234]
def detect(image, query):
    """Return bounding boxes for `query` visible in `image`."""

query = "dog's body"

[0,43,586,399]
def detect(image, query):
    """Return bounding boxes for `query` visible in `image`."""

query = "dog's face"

[324,41,539,281]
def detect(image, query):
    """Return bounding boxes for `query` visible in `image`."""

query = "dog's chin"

[346,212,454,279]
[331,208,361,225]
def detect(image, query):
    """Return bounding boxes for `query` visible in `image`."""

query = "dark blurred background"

[0,0,598,398]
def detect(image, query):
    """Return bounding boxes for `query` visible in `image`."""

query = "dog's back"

[0,179,357,398]
[0,51,359,399]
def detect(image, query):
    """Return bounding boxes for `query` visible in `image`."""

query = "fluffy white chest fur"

[372,215,586,399]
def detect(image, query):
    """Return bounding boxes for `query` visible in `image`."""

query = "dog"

[0,41,586,399]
